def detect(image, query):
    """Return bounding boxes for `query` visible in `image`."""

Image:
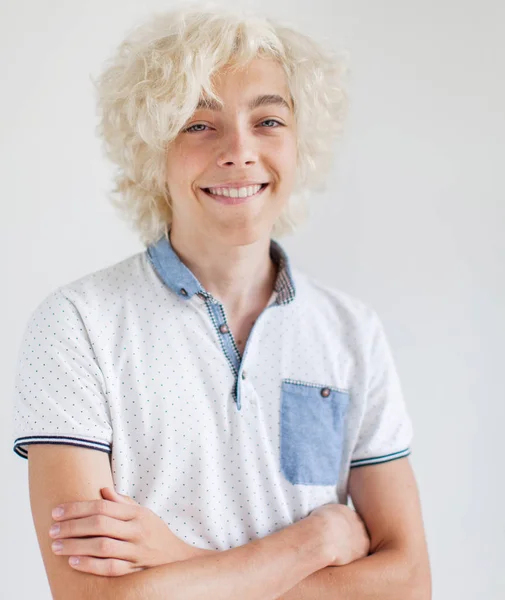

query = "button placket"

[203,300,246,409]
[205,295,276,410]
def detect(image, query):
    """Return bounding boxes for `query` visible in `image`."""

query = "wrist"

[291,516,333,570]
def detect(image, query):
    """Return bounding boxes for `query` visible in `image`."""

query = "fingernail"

[52,541,63,552]
[49,524,60,537]
[52,506,64,518]
[69,557,80,566]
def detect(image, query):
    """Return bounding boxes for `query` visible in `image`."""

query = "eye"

[260,119,283,128]
[184,123,211,133]
[183,119,284,133]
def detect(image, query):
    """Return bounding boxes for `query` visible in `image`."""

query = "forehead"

[199,57,292,110]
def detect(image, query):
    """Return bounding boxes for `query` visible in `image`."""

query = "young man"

[12,6,431,599]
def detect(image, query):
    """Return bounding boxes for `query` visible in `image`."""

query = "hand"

[308,503,370,566]
[49,486,207,576]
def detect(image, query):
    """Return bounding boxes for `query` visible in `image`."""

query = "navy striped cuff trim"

[350,447,411,468]
[13,435,112,460]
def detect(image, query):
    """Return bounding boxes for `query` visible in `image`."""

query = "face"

[165,56,298,244]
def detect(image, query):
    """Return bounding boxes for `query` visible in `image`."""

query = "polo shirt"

[12,227,413,551]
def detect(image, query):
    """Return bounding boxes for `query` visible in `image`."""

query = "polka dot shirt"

[12,228,413,551]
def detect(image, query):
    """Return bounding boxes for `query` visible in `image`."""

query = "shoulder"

[60,250,151,302]
[29,250,150,313]
[21,250,152,337]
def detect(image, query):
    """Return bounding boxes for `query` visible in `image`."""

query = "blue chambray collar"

[146,226,296,306]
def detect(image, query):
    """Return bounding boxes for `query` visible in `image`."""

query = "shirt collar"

[146,226,296,305]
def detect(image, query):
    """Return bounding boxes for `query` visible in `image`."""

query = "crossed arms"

[27,444,431,600]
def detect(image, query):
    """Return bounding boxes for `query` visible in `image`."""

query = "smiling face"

[165,56,298,244]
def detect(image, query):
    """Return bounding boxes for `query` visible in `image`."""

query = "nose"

[216,126,258,168]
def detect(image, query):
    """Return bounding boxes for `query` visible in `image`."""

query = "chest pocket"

[279,379,350,486]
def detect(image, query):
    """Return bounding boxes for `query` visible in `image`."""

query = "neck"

[168,223,278,317]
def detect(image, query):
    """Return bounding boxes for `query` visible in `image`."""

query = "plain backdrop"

[2,0,504,598]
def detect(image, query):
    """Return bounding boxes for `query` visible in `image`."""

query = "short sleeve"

[12,289,113,459]
[350,309,413,468]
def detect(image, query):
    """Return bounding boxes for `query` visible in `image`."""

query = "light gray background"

[2,0,503,598]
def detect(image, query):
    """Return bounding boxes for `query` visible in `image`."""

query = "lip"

[200,183,269,205]
[202,181,269,188]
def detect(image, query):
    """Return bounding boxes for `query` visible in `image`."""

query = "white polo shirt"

[12,228,413,551]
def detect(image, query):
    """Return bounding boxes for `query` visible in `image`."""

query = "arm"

[105,518,328,600]
[277,457,432,600]
[28,444,332,600]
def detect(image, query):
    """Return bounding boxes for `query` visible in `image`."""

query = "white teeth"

[206,184,263,198]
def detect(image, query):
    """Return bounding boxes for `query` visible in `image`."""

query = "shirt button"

[241,371,247,380]
[180,288,188,296]
[320,387,331,397]
[219,324,229,334]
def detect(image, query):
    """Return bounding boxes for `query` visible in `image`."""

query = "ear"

[100,486,139,506]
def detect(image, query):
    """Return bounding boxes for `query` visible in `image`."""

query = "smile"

[200,183,269,205]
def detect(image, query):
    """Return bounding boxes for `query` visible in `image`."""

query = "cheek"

[272,141,298,182]
[166,147,204,186]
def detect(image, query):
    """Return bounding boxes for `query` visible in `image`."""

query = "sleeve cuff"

[13,435,112,459]
[350,447,411,468]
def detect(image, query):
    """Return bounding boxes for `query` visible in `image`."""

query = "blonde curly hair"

[92,3,350,245]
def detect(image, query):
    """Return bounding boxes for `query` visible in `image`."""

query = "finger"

[67,555,145,577]
[101,487,139,506]
[52,535,137,562]
[51,498,138,523]
[50,514,139,543]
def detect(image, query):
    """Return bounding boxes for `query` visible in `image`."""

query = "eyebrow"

[196,93,291,112]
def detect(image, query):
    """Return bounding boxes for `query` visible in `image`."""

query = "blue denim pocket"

[280,379,350,486]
